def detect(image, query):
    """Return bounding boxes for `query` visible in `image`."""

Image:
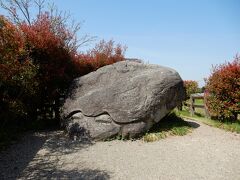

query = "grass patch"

[191,99,204,106]
[176,107,240,133]
[143,112,193,142]
[185,99,204,106]
[195,99,203,105]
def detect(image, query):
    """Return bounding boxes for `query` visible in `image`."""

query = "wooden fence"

[187,93,210,118]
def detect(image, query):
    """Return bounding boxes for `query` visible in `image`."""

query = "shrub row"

[0,13,126,128]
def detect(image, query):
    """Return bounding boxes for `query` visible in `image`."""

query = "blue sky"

[2,0,240,86]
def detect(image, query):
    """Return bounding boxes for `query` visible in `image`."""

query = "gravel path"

[0,119,240,180]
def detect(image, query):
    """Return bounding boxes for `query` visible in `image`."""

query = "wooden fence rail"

[188,93,210,118]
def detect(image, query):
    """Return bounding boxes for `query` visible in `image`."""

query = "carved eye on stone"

[95,114,112,124]
[72,112,84,119]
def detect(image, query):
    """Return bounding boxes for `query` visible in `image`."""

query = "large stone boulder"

[61,61,185,140]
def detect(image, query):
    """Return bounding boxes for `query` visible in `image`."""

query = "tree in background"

[205,56,240,121]
[183,80,199,99]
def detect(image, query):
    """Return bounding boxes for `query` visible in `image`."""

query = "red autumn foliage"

[205,56,240,120]
[19,13,126,97]
[0,16,38,117]
[0,13,126,125]
[19,13,79,99]
[183,80,199,99]
[0,16,23,60]
[73,40,126,76]
[0,16,36,91]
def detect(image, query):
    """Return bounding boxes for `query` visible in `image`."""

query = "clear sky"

[2,0,240,86]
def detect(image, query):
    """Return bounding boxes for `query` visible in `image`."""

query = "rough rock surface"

[61,61,185,140]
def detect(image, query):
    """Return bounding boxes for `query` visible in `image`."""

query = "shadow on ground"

[187,120,200,128]
[20,168,110,180]
[0,130,110,179]
[0,133,47,179]
[148,113,200,134]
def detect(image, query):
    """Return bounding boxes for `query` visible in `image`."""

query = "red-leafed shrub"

[205,56,240,120]
[12,13,81,125]
[90,39,126,66]
[20,13,77,97]
[0,14,126,128]
[73,40,126,76]
[183,80,199,99]
[0,16,38,117]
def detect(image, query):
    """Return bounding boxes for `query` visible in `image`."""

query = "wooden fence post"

[190,95,194,116]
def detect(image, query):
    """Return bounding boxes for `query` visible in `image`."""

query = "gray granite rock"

[61,61,185,140]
